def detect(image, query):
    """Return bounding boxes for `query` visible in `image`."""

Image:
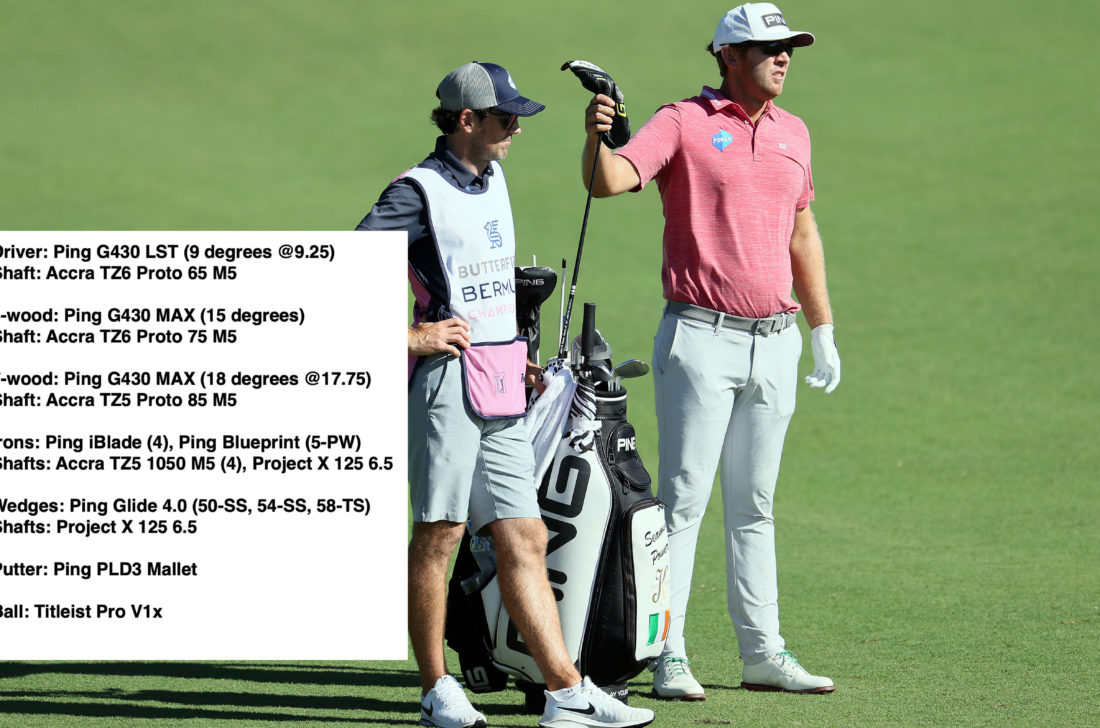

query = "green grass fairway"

[2,0,1098,726]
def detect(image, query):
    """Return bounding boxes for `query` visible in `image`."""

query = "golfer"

[358,61,654,728]
[577,3,841,699]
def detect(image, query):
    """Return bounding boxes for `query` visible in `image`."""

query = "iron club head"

[611,358,649,388]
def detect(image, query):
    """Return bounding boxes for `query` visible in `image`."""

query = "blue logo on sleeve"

[712,129,733,152]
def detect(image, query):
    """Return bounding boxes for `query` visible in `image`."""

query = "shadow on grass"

[0,700,370,723]
[0,661,417,688]
[0,662,422,724]
[0,664,660,727]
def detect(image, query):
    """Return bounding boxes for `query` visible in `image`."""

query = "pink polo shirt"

[615,86,813,318]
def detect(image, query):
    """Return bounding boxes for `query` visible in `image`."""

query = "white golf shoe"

[539,676,655,728]
[650,655,705,700]
[418,675,488,728]
[741,650,835,694]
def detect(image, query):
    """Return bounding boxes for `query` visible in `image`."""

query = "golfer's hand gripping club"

[561,60,631,148]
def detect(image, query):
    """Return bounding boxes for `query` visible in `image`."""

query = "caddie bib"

[406,163,527,419]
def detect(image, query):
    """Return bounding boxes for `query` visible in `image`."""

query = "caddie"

[357,61,655,728]
[575,3,842,700]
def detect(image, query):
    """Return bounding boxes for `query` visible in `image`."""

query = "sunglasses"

[734,40,795,57]
[484,109,519,131]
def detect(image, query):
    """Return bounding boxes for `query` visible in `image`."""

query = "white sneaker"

[418,675,488,728]
[540,676,655,728]
[650,655,705,700]
[741,650,835,694]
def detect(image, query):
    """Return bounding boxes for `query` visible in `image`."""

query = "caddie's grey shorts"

[409,353,539,533]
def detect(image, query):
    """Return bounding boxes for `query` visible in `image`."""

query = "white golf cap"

[711,3,815,52]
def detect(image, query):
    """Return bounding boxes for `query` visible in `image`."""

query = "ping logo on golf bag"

[498,454,596,665]
[616,436,637,452]
[484,220,503,249]
[540,454,591,519]
[761,12,786,28]
[538,454,589,599]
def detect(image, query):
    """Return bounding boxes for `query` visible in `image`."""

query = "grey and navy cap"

[436,62,545,117]
[712,3,815,52]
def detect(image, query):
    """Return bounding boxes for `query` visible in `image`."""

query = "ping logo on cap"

[762,13,787,28]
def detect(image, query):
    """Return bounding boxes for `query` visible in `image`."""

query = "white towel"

[524,364,577,486]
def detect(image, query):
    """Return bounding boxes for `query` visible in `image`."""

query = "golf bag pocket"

[462,338,528,419]
[606,421,651,491]
[624,499,671,664]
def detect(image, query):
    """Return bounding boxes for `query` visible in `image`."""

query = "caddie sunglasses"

[744,40,796,57]
[485,109,519,131]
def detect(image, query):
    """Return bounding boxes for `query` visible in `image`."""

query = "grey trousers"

[652,308,801,662]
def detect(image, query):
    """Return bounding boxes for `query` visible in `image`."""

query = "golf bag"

[445,303,671,704]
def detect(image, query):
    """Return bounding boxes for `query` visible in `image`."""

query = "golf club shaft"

[557,134,603,360]
[558,257,566,361]
[532,255,540,365]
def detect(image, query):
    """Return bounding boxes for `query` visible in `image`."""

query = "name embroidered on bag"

[712,129,733,152]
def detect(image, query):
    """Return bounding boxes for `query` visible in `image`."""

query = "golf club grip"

[581,302,596,360]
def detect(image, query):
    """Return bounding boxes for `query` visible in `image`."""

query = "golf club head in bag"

[515,265,558,365]
[571,328,613,385]
[612,359,650,390]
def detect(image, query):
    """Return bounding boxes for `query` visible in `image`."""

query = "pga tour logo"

[761,13,787,28]
[494,371,507,394]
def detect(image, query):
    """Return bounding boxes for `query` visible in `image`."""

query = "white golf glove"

[805,324,841,394]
